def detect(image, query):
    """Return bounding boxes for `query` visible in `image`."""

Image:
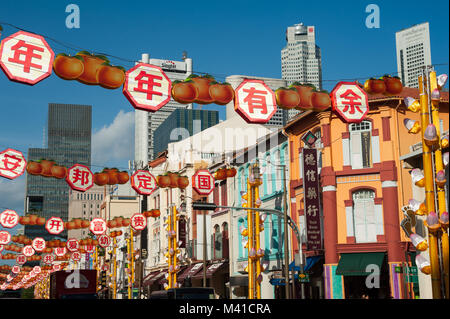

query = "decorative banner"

[123,63,172,112]
[66,164,94,192]
[0,209,19,228]
[302,148,323,250]
[53,247,66,257]
[0,231,11,245]
[234,79,277,124]
[22,245,35,257]
[11,265,20,274]
[131,170,158,195]
[31,237,46,252]
[66,238,80,252]
[0,31,55,85]
[45,216,65,235]
[43,254,55,265]
[98,234,111,248]
[16,254,27,265]
[0,148,27,180]
[130,213,147,231]
[71,251,81,261]
[192,169,215,196]
[331,81,369,123]
[89,218,107,235]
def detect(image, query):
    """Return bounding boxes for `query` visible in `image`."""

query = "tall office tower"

[25,103,91,240]
[134,53,193,166]
[396,22,432,88]
[153,108,219,158]
[281,23,323,120]
[225,75,289,129]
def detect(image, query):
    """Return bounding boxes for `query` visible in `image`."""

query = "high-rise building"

[153,109,219,158]
[225,75,290,128]
[135,53,193,165]
[281,23,323,91]
[25,103,91,240]
[395,22,432,88]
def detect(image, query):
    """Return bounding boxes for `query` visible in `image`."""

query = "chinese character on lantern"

[53,247,66,257]
[131,170,157,195]
[123,63,171,112]
[71,251,81,261]
[0,149,27,180]
[234,80,277,124]
[43,254,55,265]
[31,237,46,252]
[331,82,369,123]
[66,164,94,192]
[66,238,79,252]
[16,254,27,265]
[192,170,215,196]
[0,31,54,85]
[22,245,35,257]
[0,231,11,245]
[0,209,19,228]
[89,218,106,235]
[98,234,111,248]
[45,216,64,235]
[131,213,147,231]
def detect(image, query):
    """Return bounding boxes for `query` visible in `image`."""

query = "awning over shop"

[289,255,323,272]
[145,270,167,286]
[142,271,159,287]
[335,252,385,276]
[192,262,227,280]
[177,263,203,282]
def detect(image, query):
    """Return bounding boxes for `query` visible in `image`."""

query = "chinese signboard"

[130,170,158,195]
[192,169,215,196]
[331,81,369,123]
[234,79,277,124]
[0,31,54,85]
[123,63,172,112]
[178,216,187,248]
[0,148,27,180]
[302,148,323,250]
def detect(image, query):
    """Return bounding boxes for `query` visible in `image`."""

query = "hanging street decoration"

[98,234,111,248]
[74,51,109,85]
[93,168,129,186]
[0,209,19,228]
[53,247,66,257]
[363,75,403,96]
[89,218,107,235]
[214,167,237,180]
[123,63,172,112]
[16,255,26,265]
[0,31,54,85]
[130,213,147,231]
[22,245,35,257]
[192,169,215,196]
[66,238,80,252]
[0,231,11,245]
[26,159,67,179]
[65,163,94,192]
[31,237,46,252]
[234,79,277,124]
[0,148,27,180]
[42,254,54,265]
[131,170,158,195]
[331,81,369,123]
[71,251,82,262]
[45,216,65,235]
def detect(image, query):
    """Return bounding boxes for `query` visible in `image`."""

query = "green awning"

[335,252,385,276]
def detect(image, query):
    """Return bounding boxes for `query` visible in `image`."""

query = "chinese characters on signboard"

[302,148,323,250]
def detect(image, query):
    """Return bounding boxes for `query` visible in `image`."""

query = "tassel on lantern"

[403,118,421,134]
[425,212,440,233]
[410,233,428,251]
[410,168,425,187]
[404,97,420,112]
[437,74,448,89]
[440,211,449,228]
[435,170,447,187]
[424,124,439,147]
[416,253,431,275]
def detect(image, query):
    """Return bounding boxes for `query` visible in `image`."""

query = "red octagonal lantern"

[66,164,94,192]
[0,209,19,228]
[331,81,369,123]
[192,169,215,196]
[45,216,64,235]
[89,218,107,235]
[0,148,27,180]
[234,79,277,124]
[123,63,172,112]
[131,170,158,195]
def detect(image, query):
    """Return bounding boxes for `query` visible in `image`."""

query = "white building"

[281,23,323,92]
[134,52,193,165]
[395,22,432,88]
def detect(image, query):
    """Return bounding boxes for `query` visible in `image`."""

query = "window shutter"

[351,132,363,169]
[353,200,366,242]
[365,199,377,242]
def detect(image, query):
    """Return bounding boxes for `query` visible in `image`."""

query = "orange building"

[284,87,448,299]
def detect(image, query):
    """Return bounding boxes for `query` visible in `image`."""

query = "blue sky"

[0,0,448,219]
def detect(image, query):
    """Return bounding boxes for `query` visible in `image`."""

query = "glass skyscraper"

[153,109,219,158]
[25,103,91,240]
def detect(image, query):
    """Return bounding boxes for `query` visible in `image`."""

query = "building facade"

[153,109,219,159]
[25,103,91,240]
[134,53,193,165]
[281,23,323,91]
[395,22,432,88]
[284,88,448,299]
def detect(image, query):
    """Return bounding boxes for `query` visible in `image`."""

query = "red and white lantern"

[45,216,64,235]
[331,81,369,123]
[131,170,158,195]
[192,169,215,196]
[89,218,107,235]
[131,213,147,231]
[0,149,27,180]
[66,164,94,192]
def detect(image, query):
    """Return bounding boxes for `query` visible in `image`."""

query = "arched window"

[349,121,372,169]
[353,189,377,243]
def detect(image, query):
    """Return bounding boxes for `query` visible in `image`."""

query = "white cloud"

[0,174,25,214]
[92,110,134,170]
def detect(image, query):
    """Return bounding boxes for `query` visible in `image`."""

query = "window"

[274,150,281,191]
[353,189,377,243]
[266,154,272,195]
[349,121,372,169]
